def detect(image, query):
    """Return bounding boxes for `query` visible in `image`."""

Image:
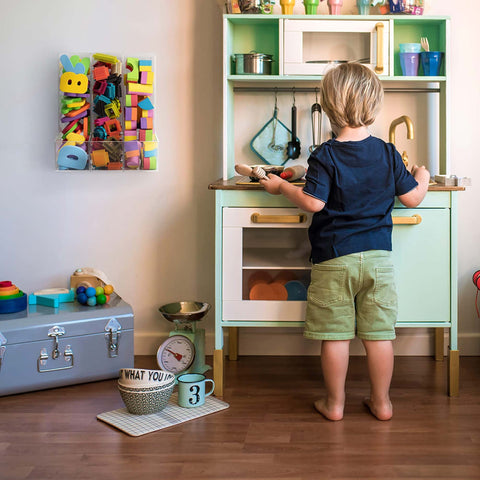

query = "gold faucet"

[389,115,414,167]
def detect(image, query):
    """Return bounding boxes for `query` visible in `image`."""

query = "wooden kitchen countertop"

[208,177,466,191]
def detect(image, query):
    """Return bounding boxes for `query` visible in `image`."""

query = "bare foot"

[314,398,344,421]
[363,397,393,421]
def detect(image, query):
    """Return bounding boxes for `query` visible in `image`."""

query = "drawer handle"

[250,213,307,224]
[392,214,422,225]
[375,23,384,74]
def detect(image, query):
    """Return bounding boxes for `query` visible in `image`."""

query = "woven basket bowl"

[118,382,175,415]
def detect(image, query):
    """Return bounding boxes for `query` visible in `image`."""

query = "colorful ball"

[85,287,96,298]
[77,293,88,305]
[76,286,86,295]
[87,296,97,306]
[96,294,107,305]
[96,286,104,296]
[104,284,114,295]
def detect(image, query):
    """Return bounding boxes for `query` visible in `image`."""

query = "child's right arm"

[260,174,325,213]
[397,165,430,208]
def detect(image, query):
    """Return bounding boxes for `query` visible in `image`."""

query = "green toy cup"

[304,0,320,14]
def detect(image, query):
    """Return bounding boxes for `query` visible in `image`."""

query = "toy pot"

[328,0,343,14]
[280,0,295,14]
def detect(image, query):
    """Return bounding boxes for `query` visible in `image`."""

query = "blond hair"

[320,62,384,129]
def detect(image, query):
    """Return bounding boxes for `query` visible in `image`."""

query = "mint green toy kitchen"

[209,14,463,397]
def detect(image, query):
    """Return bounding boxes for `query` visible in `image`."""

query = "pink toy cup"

[328,0,343,14]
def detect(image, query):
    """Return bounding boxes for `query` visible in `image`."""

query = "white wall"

[0,0,478,357]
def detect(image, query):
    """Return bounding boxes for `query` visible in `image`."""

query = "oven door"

[283,19,389,76]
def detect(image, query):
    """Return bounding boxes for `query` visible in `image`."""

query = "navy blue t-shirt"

[303,135,418,263]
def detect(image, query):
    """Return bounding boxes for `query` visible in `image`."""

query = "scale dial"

[156,335,195,374]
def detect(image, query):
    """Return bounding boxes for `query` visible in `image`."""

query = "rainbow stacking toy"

[0,281,27,314]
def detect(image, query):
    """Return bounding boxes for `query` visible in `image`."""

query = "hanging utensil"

[269,89,286,152]
[286,89,301,160]
[250,89,291,165]
[309,88,322,153]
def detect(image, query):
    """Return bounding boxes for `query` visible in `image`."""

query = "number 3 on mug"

[177,373,215,408]
[189,385,201,405]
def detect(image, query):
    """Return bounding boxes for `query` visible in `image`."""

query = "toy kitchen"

[209,13,465,397]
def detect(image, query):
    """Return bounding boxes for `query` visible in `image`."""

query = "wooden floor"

[0,355,479,480]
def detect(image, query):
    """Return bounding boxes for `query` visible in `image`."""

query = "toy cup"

[304,0,320,14]
[420,51,444,76]
[400,52,419,76]
[357,0,370,14]
[328,0,343,14]
[399,43,422,53]
[280,0,295,14]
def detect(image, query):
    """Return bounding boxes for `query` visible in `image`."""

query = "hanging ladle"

[309,88,322,153]
[286,89,301,160]
[268,88,286,153]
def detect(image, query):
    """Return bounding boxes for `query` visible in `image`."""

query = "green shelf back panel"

[228,19,280,76]
[393,19,447,76]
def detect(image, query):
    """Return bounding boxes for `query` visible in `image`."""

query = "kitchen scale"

[157,301,211,378]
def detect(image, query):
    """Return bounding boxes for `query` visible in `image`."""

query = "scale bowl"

[159,301,210,324]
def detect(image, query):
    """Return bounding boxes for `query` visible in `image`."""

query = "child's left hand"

[259,174,285,195]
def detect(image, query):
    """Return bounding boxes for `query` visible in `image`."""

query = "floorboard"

[0,356,479,480]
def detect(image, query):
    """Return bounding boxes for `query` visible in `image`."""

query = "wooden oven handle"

[392,214,422,225]
[375,23,384,74]
[250,213,307,224]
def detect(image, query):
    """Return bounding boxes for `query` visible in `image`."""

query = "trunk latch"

[105,318,122,358]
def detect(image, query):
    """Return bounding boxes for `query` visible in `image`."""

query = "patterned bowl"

[118,368,175,388]
[117,378,175,393]
[118,382,174,415]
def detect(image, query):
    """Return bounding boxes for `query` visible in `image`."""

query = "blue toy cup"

[400,52,419,76]
[420,51,444,76]
[356,0,369,14]
[399,43,421,53]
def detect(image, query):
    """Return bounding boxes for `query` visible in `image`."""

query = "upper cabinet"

[223,15,450,179]
[225,15,448,80]
[283,19,389,75]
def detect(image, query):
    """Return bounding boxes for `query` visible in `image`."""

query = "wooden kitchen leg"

[213,349,224,398]
[447,347,459,397]
[229,327,239,361]
[434,328,445,361]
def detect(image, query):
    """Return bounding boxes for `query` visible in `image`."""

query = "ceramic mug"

[177,373,215,408]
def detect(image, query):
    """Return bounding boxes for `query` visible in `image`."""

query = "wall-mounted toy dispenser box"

[55,53,158,171]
